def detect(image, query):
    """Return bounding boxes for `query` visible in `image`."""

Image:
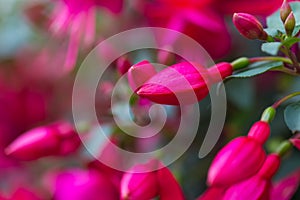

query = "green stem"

[272,91,300,108]
[275,140,293,157]
[249,56,293,64]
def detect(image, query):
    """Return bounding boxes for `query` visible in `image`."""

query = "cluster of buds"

[198,106,296,199]
[5,121,81,160]
[280,0,296,36]
[129,60,234,105]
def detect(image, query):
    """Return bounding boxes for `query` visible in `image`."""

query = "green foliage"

[284,101,300,133]
[228,61,283,78]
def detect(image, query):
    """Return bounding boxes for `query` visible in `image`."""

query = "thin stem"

[272,91,300,108]
[249,56,293,64]
[275,140,293,157]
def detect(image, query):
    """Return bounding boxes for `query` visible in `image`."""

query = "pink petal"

[136,62,210,105]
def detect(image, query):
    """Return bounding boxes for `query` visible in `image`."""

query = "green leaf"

[292,25,300,36]
[282,37,300,48]
[284,101,300,133]
[291,2,300,26]
[261,42,282,55]
[228,61,283,78]
[266,10,285,34]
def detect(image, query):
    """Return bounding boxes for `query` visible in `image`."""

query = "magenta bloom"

[136,62,232,105]
[207,136,266,187]
[5,121,81,160]
[120,160,184,200]
[271,169,300,200]
[53,168,119,200]
[50,0,123,70]
[224,154,281,200]
[233,13,268,40]
[141,0,231,59]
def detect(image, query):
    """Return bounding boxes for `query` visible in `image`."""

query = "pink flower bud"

[53,169,119,200]
[5,122,81,160]
[284,11,295,36]
[233,13,268,40]
[271,169,300,200]
[207,62,233,82]
[247,121,270,144]
[120,160,184,200]
[207,136,266,186]
[223,154,280,200]
[290,138,300,150]
[117,56,132,75]
[127,60,157,91]
[136,61,231,105]
[280,0,292,22]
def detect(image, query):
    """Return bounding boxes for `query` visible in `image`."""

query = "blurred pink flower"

[137,0,283,59]
[5,121,81,161]
[197,187,226,200]
[207,136,266,187]
[223,154,281,200]
[271,169,300,200]
[53,168,119,200]
[120,160,184,200]
[50,0,123,70]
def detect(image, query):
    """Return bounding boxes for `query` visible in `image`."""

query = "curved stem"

[272,91,300,108]
[249,56,293,64]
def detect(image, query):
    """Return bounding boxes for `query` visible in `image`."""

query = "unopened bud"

[280,0,292,22]
[233,13,268,40]
[285,12,296,36]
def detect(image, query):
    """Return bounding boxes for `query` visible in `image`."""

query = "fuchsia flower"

[290,138,300,150]
[233,13,268,40]
[224,154,281,200]
[5,121,81,160]
[271,169,300,200]
[120,160,184,200]
[207,136,266,187]
[207,120,271,186]
[135,62,232,105]
[50,0,123,70]
[52,168,119,200]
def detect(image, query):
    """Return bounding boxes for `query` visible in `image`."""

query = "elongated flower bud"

[136,62,232,105]
[280,0,292,22]
[5,121,81,160]
[127,60,157,91]
[207,136,266,186]
[120,160,184,200]
[224,154,280,200]
[285,12,295,36]
[247,121,270,144]
[233,13,268,40]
